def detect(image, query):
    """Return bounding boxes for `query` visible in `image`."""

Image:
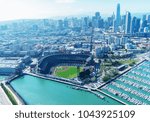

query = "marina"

[101,60,150,105]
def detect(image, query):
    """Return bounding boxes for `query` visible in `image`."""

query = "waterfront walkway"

[6,85,25,105]
[0,86,12,105]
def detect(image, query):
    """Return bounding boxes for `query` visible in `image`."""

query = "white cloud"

[55,0,76,4]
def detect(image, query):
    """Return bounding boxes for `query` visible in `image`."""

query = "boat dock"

[96,89,127,105]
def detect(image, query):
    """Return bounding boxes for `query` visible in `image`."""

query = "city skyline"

[0,0,150,21]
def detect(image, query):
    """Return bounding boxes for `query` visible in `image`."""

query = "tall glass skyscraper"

[135,18,141,33]
[131,17,136,34]
[115,3,121,32]
[125,11,131,34]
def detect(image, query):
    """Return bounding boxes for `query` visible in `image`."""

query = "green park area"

[1,84,17,105]
[54,66,82,79]
[118,59,138,66]
[100,59,138,82]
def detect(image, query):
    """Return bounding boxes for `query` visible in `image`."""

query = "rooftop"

[0,58,22,68]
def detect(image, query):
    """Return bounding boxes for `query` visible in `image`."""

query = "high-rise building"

[83,17,88,28]
[120,36,128,45]
[121,15,126,32]
[95,12,101,19]
[142,20,148,28]
[139,18,148,33]
[112,12,116,32]
[92,16,97,28]
[131,17,136,34]
[58,20,63,29]
[64,19,69,29]
[115,37,121,46]
[125,11,131,34]
[43,19,50,26]
[116,3,121,32]
[107,17,113,27]
[147,15,150,23]
[142,15,147,22]
[92,12,101,28]
[135,18,141,33]
[112,12,115,21]
[98,19,104,28]
[113,20,117,32]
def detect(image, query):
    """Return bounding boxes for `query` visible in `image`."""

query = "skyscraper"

[135,18,141,33]
[125,11,131,34]
[121,15,126,32]
[142,15,147,22]
[95,12,101,19]
[92,12,101,28]
[147,15,150,23]
[115,3,121,32]
[83,17,88,28]
[131,17,136,34]
[142,20,148,28]
[64,18,69,29]
[92,16,97,28]
[58,20,63,29]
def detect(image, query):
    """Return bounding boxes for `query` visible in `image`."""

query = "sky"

[0,0,150,21]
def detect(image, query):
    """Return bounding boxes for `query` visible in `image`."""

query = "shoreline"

[6,84,26,105]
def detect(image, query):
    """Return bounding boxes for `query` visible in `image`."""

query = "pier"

[96,89,127,105]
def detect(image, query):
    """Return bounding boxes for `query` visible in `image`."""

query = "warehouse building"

[0,58,23,75]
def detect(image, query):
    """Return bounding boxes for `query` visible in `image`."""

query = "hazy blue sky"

[0,0,149,21]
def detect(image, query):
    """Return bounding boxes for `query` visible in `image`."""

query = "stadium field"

[54,66,82,79]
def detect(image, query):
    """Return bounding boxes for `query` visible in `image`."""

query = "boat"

[71,86,80,90]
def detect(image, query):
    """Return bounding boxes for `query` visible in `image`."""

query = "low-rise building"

[0,58,23,75]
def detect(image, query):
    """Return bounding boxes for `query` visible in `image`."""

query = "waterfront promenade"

[25,72,86,89]
[0,86,11,105]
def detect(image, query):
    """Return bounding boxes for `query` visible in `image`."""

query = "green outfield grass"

[55,66,82,79]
